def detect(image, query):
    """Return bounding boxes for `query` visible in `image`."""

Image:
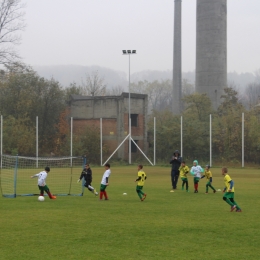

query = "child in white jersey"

[31,166,56,199]
[190,160,204,193]
[100,163,111,200]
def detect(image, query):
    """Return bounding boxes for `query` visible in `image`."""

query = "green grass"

[1,166,260,260]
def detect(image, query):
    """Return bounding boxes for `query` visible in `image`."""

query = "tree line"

[0,64,103,163]
[1,63,260,166]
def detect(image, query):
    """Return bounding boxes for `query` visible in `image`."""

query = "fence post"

[242,113,244,167]
[71,117,73,167]
[154,117,156,165]
[36,116,38,168]
[100,118,102,166]
[0,115,2,169]
[180,116,183,157]
[210,114,212,166]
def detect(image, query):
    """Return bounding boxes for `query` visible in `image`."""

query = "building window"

[130,114,138,127]
[131,140,138,153]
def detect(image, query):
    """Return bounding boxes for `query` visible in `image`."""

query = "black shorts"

[84,182,91,188]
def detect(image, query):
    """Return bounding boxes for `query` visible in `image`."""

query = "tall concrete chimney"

[196,0,227,109]
[172,0,182,114]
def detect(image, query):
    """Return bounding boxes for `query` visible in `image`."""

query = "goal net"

[0,155,85,198]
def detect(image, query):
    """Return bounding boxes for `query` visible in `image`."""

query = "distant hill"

[33,65,256,91]
[33,65,128,89]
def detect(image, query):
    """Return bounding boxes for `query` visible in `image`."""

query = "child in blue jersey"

[190,160,204,193]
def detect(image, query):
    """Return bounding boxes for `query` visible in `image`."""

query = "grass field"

[1,166,260,260]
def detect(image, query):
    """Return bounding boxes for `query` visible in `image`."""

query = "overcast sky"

[19,0,260,75]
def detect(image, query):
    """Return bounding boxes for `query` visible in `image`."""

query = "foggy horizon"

[18,0,260,76]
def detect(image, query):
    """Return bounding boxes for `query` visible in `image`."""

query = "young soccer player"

[99,163,111,200]
[222,167,242,212]
[135,164,147,201]
[77,164,98,196]
[179,161,189,192]
[30,166,56,199]
[190,160,203,193]
[201,165,217,194]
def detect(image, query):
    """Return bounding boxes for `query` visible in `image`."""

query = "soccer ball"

[38,196,45,202]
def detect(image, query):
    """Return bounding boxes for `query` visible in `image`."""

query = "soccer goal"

[0,155,85,198]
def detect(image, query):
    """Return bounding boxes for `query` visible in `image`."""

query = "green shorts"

[100,184,107,191]
[38,185,49,192]
[223,192,234,199]
[194,177,200,184]
[136,185,143,191]
[181,177,188,182]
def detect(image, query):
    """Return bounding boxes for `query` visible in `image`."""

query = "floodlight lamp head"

[132,50,136,54]
[122,50,127,54]
[127,50,131,54]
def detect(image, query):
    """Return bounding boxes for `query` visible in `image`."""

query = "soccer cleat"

[205,192,208,194]
[105,198,109,200]
[182,187,184,191]
[51,196,56,199]
[236,209,242,212]
[213,190,217,193]
[186,190,189,192]
[142,194,147,201]
[194,190,198,193]
[170,190,174,193]
[231,205,236,212]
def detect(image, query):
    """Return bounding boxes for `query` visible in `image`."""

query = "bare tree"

[0,0,26,65]
[81,70,106,96]
[131,79,173,112]
[254,68,260,83]
[228,81,244,103]
[106,85,125,96]
[244,82,260,108]
[182,78,194,96]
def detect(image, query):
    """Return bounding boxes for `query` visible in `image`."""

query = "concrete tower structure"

[196,0,227,109]
[172,0,182,114]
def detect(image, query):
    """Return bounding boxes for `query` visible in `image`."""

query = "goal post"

[0,155,84,198]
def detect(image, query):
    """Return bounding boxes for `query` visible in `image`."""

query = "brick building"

[69,92,148,160]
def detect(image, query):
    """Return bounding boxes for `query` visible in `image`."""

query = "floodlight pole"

[103,50,152,166]
[123,50,136,164]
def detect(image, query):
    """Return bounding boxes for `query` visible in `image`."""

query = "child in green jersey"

[222,167,242,212]
[179,161,189,192]
[135,165,147,201]
[201,165,217,194]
